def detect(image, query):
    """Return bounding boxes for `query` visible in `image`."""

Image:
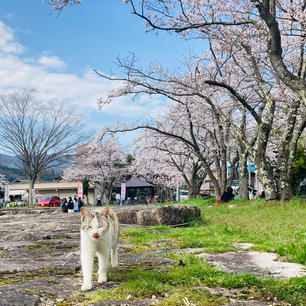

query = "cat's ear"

[81,208,90,221]
[104,206,110,218]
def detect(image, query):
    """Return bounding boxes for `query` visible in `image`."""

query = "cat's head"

[81,207,110,240]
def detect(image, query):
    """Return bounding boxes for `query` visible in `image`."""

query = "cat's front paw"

[111,260,118,268]
[81,283,92,291]
[98,275,107,283]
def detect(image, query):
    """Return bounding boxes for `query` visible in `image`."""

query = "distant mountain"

[0,164,26,182]
[0,153,21,169]
[0,153,64,182]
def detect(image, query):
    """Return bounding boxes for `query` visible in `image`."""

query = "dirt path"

[0,207,304,306]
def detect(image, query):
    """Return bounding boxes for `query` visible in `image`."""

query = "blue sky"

[0,0,203,146]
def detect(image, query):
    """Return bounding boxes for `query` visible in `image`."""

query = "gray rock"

[0,286,40,306]
[93,299,158,306]
[224,301,270,306]
[117,205,201,226]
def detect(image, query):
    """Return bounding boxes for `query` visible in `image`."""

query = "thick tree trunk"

[274,99,302,201]
[238,150,249,201]
[253,120,278,201]
[254,0,306,93]
[256,165,278,200]
[188,179,202,198]
[279,183,290,202]
[197,154,222,198]
[275,154,292,202]
[102,183,113,205]
[28,179,35,205]
[206,170,221,198]
[186,164,205,198]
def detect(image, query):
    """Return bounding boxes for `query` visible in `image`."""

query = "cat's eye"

[87,226,92,229]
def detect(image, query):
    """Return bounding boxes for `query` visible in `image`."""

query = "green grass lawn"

[87,198,306,306]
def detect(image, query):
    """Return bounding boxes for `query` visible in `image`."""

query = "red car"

[38,196,61,207]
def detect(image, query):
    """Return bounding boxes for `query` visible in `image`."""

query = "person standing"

[73,196,79,212]
[61,198,68,213]
[96,194,102,206]
[78,197,83,212]
[67,196,74,213]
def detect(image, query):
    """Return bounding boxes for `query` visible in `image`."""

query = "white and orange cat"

[80,206,119,291]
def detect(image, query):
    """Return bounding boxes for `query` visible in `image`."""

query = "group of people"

[61,196,83,213]
[217,185,265,204]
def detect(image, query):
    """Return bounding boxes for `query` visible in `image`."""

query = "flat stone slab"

[197,251,306,278]
[0,207,177,306]
[0,207,303,306]
[0,251,80,273]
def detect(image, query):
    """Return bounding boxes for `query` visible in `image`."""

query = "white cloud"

[0,20,167,122]
[37,55,67,69]
[0,21,24,54]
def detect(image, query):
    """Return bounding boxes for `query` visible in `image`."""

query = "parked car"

[38,196,61,207]
[180,190,189,201]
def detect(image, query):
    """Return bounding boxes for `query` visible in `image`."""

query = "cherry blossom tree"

[96,49,306,201]
[132,129,208,198]
[0,173,8,201]
[0,173,7,187]
[131,134,181,200]
[98,92,239,199]
[124,0,306,96]
[63,136,127,204]
[123,0,306,201]
[46,0,306,200]
[46,0,306,96]
[43,0,82,11]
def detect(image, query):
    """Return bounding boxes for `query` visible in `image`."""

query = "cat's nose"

[92,233,100,239]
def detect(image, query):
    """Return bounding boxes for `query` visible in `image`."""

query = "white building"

[8,181,95,204]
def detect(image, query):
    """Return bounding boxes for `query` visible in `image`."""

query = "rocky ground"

[0,206,305,306]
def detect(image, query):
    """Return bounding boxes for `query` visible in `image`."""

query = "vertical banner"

[77,181,83,199]
[120,183,126,206]
[176,181,180,201]
[4,185,9,202]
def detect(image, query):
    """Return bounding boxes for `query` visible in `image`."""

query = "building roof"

[114,178,154,188]
[8,181,94,191]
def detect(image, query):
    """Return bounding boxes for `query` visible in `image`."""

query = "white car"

[180,190,189,201]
